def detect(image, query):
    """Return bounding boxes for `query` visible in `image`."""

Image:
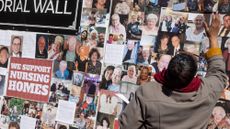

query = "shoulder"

[120,24,126,29]
[153,27,159,35]
[140,26,146,31]
[135,82,163,99]
[122,75,128,80]
[87,60,93,65]
[186,27,192,34]
[96,61,102,65]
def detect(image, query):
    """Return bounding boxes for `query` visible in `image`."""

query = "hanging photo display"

[0,0,229,128]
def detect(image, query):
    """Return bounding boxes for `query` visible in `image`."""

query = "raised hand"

[203,13,221,48]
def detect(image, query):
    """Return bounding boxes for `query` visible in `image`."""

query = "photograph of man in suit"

[35,35,48,59]
[11,36,22,58]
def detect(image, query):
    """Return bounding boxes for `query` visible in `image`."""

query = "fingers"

[212,12,221,23]
[212,12,221,29]
[215,13,221,27]
[212,13,216,20]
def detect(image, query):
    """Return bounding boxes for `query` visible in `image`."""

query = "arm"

[119,88,145,129]
[204,53,227,92]
[203,13,228,92]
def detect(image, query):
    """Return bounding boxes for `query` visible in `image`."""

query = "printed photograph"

[207,100,230,129]
[35,34,48,59]
[0,46,10,68]
[10,35,23,58]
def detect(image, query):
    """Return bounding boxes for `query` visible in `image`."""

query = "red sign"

[7,57,53,102]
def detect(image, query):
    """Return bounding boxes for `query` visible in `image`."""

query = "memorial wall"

[0,0,230,128]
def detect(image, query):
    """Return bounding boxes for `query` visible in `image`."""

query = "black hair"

[166,53,197,89]
[155,53,161,61]
[155,54,171,61]
[0,47,9,53]
[59,125,67,129]
[92,0,111,13]
[99,66,115,89]
[12,36,22,45]
[141,66,149,72]
[160,34,169,40]
[223,14,230,19]
[81,30,88,41]
[88,16,96,21]
[88,48,101,59]
[171,34,180,39]
[100,117,110,127]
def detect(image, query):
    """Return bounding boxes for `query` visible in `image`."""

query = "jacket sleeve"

[119,87,145,129]
[204,48,228,93]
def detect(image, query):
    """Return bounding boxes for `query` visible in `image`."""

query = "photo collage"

[0,0,229,128]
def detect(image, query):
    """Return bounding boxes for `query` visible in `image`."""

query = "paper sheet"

[20,115,37,129]
[56,100,76,125]
[104,44,125,65]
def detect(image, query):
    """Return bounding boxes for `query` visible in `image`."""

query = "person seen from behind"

[119,13,228,129]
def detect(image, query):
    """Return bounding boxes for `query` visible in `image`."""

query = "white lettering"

[10,71,17,79]
[11,63,21,70]
[44,0,54,13]
[13,0,16,12]
[4,0,12,12]
[22,64,51,73]
[34,83,42,95]
[8,80,16,90]
[15,0,23,12]
[41,85,49,95]
[23,82,35,94]
[16,81,23,91]
[55,0,62,14]
[0,0,4,11]
[64,0,71,15]
[34,0,47,13]
[43,75,49,83]
[9,70,50,83]
[23,0,30,13]
[8,81,49,96]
